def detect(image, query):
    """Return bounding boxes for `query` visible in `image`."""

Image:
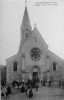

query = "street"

[1,86,64,100]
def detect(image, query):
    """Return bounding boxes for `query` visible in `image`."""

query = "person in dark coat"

[62,80,64,88]
[41,80,43,86]
[16,81,20,89]
[5,91,9,99]
[21,84,25,93]
[59,80,62,88]
[48,80,52,86]
[1,92,5,97]
[25,85,28,94]
[28,88,33,98]
[7,86,11,95]
[35,83,38,91]
[43,79,46,86]
[12,80,16,87]
[29,89,33,98]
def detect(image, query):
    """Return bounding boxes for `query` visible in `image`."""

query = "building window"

[53,62,56,71]
[25,29,28,38]
[13,61,17,71]
[26,32,28,38]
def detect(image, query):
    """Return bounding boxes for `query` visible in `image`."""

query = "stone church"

[6,5,64,83]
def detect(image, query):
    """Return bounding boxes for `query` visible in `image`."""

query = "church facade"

[6,6,64,83]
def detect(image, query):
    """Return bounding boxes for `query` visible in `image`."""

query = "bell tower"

[19,1,32,51]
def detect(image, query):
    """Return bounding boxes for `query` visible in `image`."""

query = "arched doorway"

[32,68,39,79]
[32,65,41,81]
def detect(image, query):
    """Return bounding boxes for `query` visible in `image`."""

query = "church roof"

[48,50,64,63]
[21,6,32,29]
[32,26,48,47]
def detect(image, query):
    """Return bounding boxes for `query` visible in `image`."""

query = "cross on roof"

[25,0,27,7]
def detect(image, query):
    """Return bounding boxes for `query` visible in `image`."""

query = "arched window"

[53,62,56,71]
[26,32,28,38]
[13,61,17,71]
[25,29,28,38]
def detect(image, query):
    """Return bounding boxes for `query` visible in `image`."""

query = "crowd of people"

[20,79,39,98]
[1,78,39,99]
[1,78,64,99]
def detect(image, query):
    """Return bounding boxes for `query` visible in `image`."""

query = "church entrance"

[32,65,40,83]
[32,72,38,79]
[32,71,40,87]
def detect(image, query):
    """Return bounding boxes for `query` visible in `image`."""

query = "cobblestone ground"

[1,86,64,100]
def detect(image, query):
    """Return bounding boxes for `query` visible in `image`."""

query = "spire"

[19,2,32,51]
[21,2,32,30]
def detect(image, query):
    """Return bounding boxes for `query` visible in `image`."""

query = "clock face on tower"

[30,47,41,61]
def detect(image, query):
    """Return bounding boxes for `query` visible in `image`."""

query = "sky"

[0,0,64,65]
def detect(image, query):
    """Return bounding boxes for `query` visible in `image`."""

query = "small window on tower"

[53,62,56,71]
[13,61,17,71]
[25,29,28,38]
